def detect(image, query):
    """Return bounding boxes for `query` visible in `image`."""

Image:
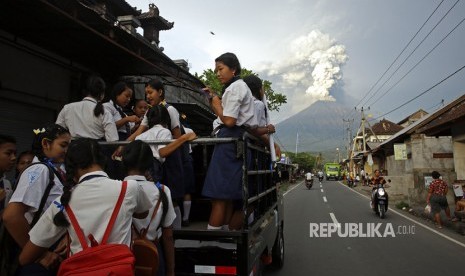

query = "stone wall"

[383,134,456,205]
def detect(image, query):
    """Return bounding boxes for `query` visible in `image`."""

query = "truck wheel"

[272,224,284,269]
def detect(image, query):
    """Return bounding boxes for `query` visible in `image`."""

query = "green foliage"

[196,68,287,112]
[284,151,316,172]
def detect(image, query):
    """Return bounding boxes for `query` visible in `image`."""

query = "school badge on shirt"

[27,170,40,185]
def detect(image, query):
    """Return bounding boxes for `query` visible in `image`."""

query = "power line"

[363,0,461,107]
[374,63,465,120]
[354,0,446,110]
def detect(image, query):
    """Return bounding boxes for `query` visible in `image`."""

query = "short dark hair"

[0,134,16,146]
[215,52,241,76]
[146,77,165,99]
[146,105,171,129]
[432,171,441,179]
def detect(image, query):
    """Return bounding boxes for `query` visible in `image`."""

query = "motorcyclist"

[370,169,387,207]
[305,171,313,181]
[317,170,324,182]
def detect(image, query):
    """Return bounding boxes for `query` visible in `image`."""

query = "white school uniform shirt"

[254,99,267,127]
[135,124,172,163]
[56,97,119,141]
[28,171,152,255]
[141,104,181,132]
[213,79,258,129]
[103,100,131,134]
[9,157,64,224]
[125,175,176,241]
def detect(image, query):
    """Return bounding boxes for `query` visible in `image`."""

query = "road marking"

[320,189,324,192]
[329,212,341,228]
[323,196,327,203]
[283,180,303,196]
[320,184,322,188]
[337,181,465,249]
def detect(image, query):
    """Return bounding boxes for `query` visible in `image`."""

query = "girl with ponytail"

[19,138,152,266]
[56,75,119,142]
[3,123,70,273]
[122,140,176,276]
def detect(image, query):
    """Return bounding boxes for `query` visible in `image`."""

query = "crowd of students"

[0,52,278,275]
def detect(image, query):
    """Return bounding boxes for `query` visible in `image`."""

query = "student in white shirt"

[202,53,259,231]
[122,140,177,276]
[132,84,197,228]
[135,105,196,186]
[3,124,71,272]
[19,138,152,266]
[56,75,118,142]
[103,82,140,141]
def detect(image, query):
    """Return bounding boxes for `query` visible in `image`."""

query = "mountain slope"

[275,100,359,155]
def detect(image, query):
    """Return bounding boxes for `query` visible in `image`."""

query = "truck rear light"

[195,265,237,275]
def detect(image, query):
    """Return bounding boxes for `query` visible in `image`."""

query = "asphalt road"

[265,179,465,276]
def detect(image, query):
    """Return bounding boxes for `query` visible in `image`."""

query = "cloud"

[259,30,348,119]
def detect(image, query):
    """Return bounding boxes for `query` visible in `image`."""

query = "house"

[0,0,214,153]
[371,95,465,204]
[416,93,465,188]
[397,109,429,128]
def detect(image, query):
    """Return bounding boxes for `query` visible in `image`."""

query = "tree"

[285,152,316,172]
[195,68,287,111]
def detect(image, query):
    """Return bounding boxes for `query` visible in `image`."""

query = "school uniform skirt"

[202,126,247,200]
[162,148,185,200]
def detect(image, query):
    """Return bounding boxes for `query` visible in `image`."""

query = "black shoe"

[182,220,190,227]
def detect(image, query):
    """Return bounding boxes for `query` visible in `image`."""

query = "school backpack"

[132,184,165,276]
[0,162,55,276]
[58,181,135,276]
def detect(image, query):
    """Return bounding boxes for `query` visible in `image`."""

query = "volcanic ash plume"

[291,30,348,101]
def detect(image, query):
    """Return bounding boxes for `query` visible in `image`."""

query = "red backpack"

[58,181,135,276]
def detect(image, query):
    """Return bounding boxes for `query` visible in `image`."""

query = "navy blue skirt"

[183,154,196,194]
[202,126,247,200]
[162,148,185,199]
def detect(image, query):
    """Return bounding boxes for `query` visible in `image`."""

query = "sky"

[128,0,465,124]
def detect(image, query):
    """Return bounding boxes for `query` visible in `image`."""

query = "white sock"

[173,206,182,229]
[222,224,229,231]
[183,201,191,221]
[207,224,222,230]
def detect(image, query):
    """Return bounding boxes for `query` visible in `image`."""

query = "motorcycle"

[305,178,313,189]
[318,175,324,183]
[371,180,390,218]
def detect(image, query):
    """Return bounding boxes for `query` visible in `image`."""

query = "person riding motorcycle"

[370,169,387,207]
[317,171,324,182]
[305,172,313,181]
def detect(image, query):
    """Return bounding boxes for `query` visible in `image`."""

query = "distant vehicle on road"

[324,163,341,180]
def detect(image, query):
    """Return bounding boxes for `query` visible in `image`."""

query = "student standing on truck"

[122,140,177,276]
[202,52,258,230]
[115,77,189,229]
[56,75,118,142]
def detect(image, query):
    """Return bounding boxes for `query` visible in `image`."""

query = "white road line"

[329,212,341,228]
[283,181,303,196]
[321,189,324,193]
[337,181,465,249]
[323,196,327,203]
[320,185,322,188]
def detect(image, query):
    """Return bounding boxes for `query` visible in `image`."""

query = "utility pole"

[295,132,299,155]
[343,118,354,160]
[350,107,380,173]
